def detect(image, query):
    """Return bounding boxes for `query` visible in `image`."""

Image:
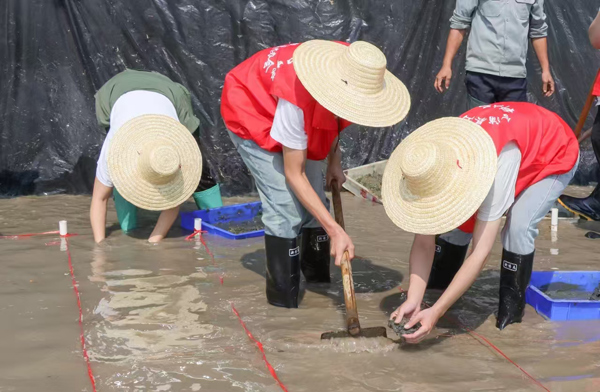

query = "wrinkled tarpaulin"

[1,0,599,196]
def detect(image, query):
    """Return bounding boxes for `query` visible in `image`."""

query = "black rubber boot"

[427,237,470,290]
[558,184,600,221]
[300,227,331,283]
[496,249,534,330]
[265,235,301,308]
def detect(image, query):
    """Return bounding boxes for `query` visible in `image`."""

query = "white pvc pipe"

[194,218,202,231]
[551,208,559,227]
[59,220,68,236]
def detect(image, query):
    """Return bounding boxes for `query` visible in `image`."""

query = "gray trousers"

[442,159,579,255]
[228,131,328,239]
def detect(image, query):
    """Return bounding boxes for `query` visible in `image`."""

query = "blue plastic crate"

[526,271,600,321]
[180,202,264,240]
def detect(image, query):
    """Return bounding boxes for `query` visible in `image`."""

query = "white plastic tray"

[343,160,387,204]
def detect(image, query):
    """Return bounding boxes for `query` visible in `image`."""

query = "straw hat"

[382,117,497,235]
[108,115,202,211]
[293,40,410,128]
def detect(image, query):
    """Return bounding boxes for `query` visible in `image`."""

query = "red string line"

[0,230,59,239]
[64,238,98,392]
[185,229,207,241]
[187,233,287,389]
[231,303,289,392]
[399,288,550,392]
[188,231,223,286]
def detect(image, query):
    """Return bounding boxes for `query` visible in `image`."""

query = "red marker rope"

[231,303,289,392]
[185,229,207,241]
[399,288,550,392]
[64,238,97,392]
[0,230,59,239]
[187,232,286,389]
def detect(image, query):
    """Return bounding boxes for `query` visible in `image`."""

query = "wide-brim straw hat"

[382,117,497,235]
[108,115,202,211]
[293,40,410,128]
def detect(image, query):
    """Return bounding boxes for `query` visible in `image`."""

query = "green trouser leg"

[193,184,223,210]
[113,188,138,232]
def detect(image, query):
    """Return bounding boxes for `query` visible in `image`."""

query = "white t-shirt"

[96,91,179,187]
[477,142,522,221]
[270,98,308,150]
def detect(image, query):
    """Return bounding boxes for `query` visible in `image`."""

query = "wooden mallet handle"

[330,180,361,335]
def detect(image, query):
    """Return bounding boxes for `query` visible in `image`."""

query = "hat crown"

[340,41,387,94]
[400,142,454,198]
[138,141,181,185]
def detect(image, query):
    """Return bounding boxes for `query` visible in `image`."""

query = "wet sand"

[1,189,600,391]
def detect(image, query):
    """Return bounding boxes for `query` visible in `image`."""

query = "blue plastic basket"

[180,202,264,240]
[526,271,600,321]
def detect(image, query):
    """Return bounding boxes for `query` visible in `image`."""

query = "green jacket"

[94,69,200,133]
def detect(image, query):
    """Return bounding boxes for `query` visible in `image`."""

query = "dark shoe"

[300,227,331,283]
[496,249,534,330]
[558,184,600,222]
[427,237,470,290]
[265,235,301,308]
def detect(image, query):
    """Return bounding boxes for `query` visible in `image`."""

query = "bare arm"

[407,235,437,303]
[282,146,354,265]
[390,234,436,323]
[400,219,502,343]
[589,10,600,49]
[531,38,554,97]
[90,178,113,243]
[149,206,180,243]
[431,219,502,314]
[435,29,467,93]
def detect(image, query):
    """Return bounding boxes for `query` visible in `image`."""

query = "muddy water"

[1,190,600,392]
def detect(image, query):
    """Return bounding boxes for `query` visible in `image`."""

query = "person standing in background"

[434,0,555,109]
[558,9,600,222]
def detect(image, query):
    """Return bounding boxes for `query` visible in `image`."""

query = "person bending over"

[383,102,578,343]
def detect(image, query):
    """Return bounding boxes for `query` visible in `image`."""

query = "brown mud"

[541,282,595,301]
[1,188,600,391]
[388,318,421,336]
[212,215,263,234]
[356,173,383,198]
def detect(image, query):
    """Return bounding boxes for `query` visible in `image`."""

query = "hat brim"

[293,40,411,128]
[382,118,497,235]
[108,115,202,211]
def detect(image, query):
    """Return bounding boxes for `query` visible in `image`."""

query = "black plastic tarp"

[1,0,599,196]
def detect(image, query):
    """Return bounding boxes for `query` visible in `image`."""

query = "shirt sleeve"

[94,88,111,130]
[270,98,308,150]
[529,0,548,38]
[449,0,479,30]
[174,83,201,133]
[95,137,113,188]
[477,143,521,222]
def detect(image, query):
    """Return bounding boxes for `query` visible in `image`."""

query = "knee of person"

[504,221,536,254]
[263,212,302,239]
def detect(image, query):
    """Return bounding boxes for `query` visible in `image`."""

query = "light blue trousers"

[228,131,328,239]
[441,158,579,255]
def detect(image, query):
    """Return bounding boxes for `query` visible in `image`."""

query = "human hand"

[330,227,355,266]
[402,306,443,344]
[390,297,421,323]
[542,71,555,97]
[435,66,453,93]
